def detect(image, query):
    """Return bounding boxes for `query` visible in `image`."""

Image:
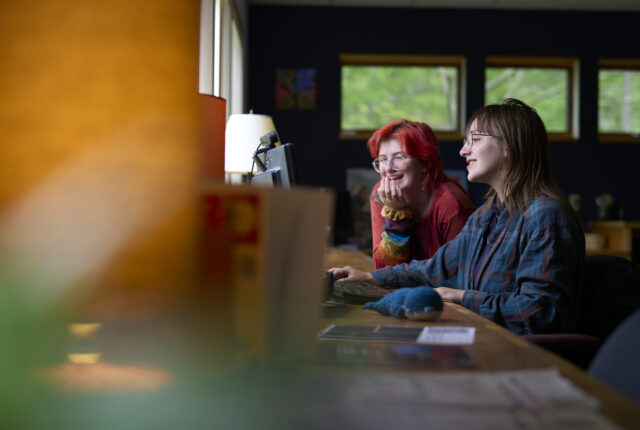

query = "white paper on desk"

[417,326,475,345]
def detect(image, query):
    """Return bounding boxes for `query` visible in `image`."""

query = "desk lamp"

[224,111,279,184]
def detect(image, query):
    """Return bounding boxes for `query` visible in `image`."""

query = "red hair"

[367,119,446,189]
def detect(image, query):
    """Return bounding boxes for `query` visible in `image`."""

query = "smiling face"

[378,137,426,194]
[459,120,506,193]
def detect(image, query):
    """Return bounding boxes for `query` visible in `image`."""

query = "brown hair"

[467,98,572,214]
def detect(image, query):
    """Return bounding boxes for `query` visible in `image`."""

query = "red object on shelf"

[200,94,227,180]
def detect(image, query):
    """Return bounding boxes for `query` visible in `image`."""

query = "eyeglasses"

[462,133,500,150]
[372,153,410,173]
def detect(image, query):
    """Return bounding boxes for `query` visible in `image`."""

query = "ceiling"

[249,0,640,12]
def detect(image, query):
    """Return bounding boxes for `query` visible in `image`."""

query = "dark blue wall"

[248,6,640,225]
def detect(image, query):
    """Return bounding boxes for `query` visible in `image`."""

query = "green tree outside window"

[599,70,640,134]
[341,65,459,132]
[485,67,568,133]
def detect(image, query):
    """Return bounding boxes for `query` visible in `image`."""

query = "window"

[199,0,245,116]
[599,58,640,142]
[198,0,215,95]
[229,12,244,115]
[340,54,465,140]
[485,56,579,140]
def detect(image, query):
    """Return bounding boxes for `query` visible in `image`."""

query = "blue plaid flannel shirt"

[371,198,585,334]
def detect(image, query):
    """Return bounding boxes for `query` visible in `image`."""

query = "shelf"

[588,221,640,261]
[585,248,631,259]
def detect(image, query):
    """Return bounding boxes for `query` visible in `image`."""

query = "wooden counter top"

[323,248,640,429]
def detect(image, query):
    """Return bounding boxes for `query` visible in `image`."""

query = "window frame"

[199,0,246,117]
[598,58,640,143]
[339,53,466,141]
[485,56,580,141]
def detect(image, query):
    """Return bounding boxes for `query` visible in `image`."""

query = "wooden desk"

[35,248,638,429]
[324,246,374,272]
[323,248,640,429]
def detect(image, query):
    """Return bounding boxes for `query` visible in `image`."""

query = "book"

[201,183,334,361]
[318,324,423,342]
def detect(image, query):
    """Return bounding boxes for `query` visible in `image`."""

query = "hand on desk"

[328,266,376,284]
[434,287,464,304]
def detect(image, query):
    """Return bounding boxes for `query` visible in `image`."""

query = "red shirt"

[370,180,475,269]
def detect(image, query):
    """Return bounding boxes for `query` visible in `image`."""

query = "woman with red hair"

[368,119,475,269]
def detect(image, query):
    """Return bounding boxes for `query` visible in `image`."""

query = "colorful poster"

[275,68,317,110]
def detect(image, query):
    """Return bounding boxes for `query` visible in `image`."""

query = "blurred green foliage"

[341,65,458,131]
[599,70,640,134]
[485,67,568,133]
[0,265,67,429]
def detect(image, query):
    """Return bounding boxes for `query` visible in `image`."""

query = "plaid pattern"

[371,198,585,335]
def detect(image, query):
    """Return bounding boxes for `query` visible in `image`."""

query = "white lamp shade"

[224,113,278,173]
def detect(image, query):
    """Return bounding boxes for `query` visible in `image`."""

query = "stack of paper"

[342,368,620,430]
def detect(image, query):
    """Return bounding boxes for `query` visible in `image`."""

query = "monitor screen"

[251,143,299,188]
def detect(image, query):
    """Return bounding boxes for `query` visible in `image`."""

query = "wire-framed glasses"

[372,153,411,173]
[462,133,500,150]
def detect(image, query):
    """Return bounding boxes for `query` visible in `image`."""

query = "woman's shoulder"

[524,198,567,216]
[522,198,581,230]
[518,199,585,250]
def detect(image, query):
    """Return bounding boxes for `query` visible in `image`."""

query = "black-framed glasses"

[462,133,500,150]
[372,153,410,173]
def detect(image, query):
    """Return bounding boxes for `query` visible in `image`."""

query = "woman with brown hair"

[332,99,585,335]
[368,119,475,269]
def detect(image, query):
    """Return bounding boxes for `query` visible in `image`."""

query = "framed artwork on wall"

[275,68,317,110]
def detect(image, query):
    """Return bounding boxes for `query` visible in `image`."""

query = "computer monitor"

[251,142,299,188]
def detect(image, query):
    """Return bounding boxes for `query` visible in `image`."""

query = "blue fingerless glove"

[364,286,443,321]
